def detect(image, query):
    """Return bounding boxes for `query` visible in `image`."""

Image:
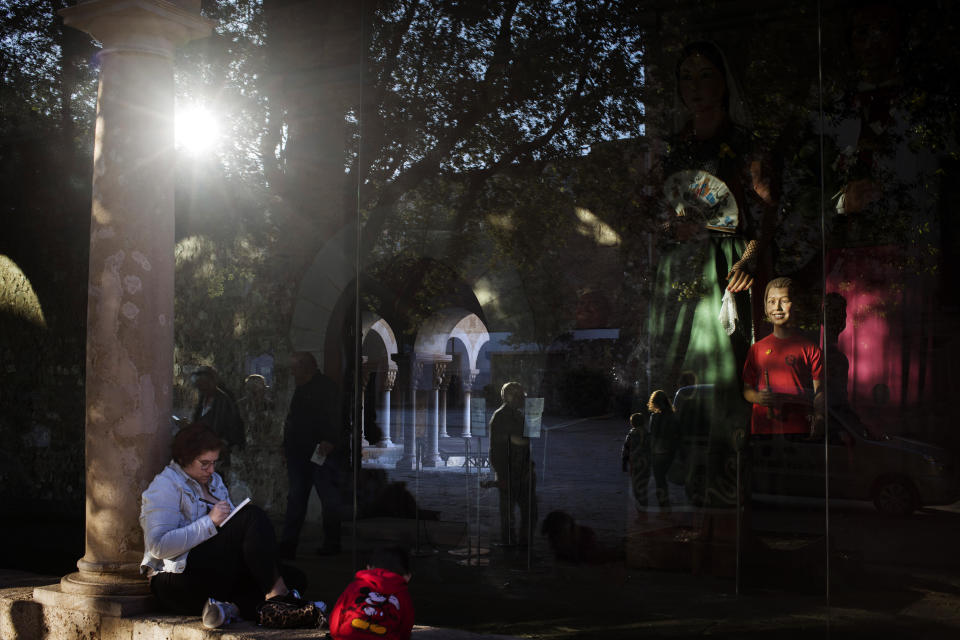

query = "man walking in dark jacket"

[279,351,343,558]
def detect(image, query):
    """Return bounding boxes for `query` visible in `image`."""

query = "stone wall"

[0,246,87,514]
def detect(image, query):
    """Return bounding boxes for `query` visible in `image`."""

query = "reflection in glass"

[634,40,778,578]
[488,382,537,547]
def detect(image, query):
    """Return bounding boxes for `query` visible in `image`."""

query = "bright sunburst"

[174,105,220,155]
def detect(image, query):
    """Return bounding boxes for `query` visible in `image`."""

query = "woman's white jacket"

[139,461,233,577]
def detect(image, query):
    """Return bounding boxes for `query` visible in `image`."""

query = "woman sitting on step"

[139,423,303,628]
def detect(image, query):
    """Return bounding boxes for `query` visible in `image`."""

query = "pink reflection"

[826,246,932,432]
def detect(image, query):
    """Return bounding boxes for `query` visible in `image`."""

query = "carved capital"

[383,369,397,393]
[60,0,213,58]
[461,370,479,393]
[432,362,448,390]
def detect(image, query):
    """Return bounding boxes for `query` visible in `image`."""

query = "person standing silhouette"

[279,352,343,558]
[488,382,537,546]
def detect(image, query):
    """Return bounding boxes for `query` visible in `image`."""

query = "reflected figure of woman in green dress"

[649,41,776,509]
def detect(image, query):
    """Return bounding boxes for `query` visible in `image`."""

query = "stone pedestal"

[35,0,212,616]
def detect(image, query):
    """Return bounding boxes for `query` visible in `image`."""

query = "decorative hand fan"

[663,169,738,234]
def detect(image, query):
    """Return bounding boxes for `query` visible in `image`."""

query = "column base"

[376,438,394,447]
[396,454,416,470]
[34,572,154,617]
[421,454,444,468]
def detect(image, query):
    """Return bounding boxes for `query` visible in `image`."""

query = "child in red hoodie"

[329,546,414,640]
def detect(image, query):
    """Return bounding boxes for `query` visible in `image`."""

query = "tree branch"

[360,1,521,254]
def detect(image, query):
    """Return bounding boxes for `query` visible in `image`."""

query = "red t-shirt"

[742,333,823,435]
[329,568,414,640]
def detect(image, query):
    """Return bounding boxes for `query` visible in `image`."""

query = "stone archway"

[361,313,399,446]
[406,308,490,464]
[290,241,500,467]
[447,313,489,437]
[288,223,356,371]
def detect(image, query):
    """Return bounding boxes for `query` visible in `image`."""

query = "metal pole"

[734,450,742,596]
[527,458,533,570]
[541,427,549,483]
[465,437,471,562]
[477,435,483,564]
[414,440,421,554]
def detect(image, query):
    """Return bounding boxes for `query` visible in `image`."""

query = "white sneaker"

[202,598,240,629]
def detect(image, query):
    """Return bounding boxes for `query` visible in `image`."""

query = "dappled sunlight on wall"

[574,206,620,246]
[0,255,46,328]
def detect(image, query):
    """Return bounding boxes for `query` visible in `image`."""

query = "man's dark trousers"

[280,454,342,555]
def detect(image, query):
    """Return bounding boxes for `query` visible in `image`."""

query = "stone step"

[0,570,522,640]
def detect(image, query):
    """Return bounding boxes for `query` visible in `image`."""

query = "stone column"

[395,356,422,470]
[438,372,450,438]
[33,0,212,617]
[461,370,478,438]
[378,369,396,446]
[423,360,447,467]
[393,363,405,446]
[359,359,371,447]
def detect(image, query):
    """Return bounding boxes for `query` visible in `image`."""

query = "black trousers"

[150,504,279,620]
[652,452,675,507]
[280,454,342,553]
[497,461,537,545]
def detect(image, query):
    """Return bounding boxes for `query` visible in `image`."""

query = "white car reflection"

[673,385,960,516]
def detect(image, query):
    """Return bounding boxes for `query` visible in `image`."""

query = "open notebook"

[219,497,251,527]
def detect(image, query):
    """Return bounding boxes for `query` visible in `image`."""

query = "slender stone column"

[395,356,422,470]
[393,363,405,448]
[33,0,212,617]
[423,360,447,467]
[378,369,396,446]
[359,360,371,447]
[461,370,478,438]
[438,372,450,438]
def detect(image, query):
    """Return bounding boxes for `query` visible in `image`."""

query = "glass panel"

[350,0,831,631]
[622,3,830,599]
[5,0,960,635]
[156,0,957,635]
[142,0,960,634]
[820,0,960,625]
